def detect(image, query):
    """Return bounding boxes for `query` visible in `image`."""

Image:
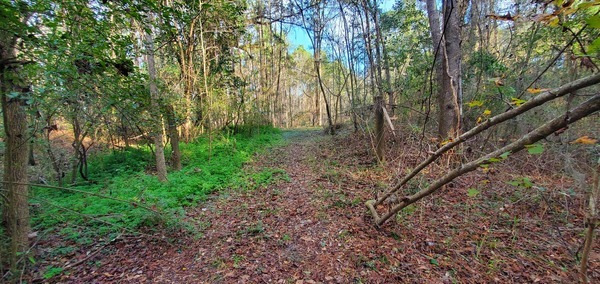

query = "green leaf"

[429,258,438,266]
[525,143,544,155]
[521,177,533,188]
[488,157,501,163]
[586,15,600,28]
[28,256,36,264]
[467,188,480,198]
[507,177,534,189]
[588,37,600,53]
[7,92,20,99]
[499,151,511,160]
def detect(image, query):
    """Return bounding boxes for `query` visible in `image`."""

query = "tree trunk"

[145,26,168,182]
[1,49,31,271]
[374,96,385,163]
[166,105,181,171]
[439,0,463,139]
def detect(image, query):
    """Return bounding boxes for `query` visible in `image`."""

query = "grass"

[31,125,284,240]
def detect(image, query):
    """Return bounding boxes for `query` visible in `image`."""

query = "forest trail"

[63,129,415,283]
[59,129,595,283]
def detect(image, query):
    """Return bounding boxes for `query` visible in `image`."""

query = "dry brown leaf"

[570,136,597,144]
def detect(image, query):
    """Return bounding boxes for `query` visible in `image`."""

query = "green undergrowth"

[31,126,285,239]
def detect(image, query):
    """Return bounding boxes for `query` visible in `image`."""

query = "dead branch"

[373,72,600,207]
[367,94,600,226]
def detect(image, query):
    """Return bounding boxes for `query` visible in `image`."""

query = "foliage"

[381,0,432,102]
[31,127,284,238]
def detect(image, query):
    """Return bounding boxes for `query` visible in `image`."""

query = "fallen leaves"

[570,135,598,144]
[29,129,600,283]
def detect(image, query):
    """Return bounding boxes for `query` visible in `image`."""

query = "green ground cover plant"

[31,126,284,238]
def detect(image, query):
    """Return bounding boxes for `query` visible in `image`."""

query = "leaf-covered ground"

[40,129,599,283]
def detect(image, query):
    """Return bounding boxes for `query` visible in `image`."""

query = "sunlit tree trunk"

[313,1,334,134]
[339,2,358,131]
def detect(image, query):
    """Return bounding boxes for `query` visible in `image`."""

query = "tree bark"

[166,105,181,171]
[439,0,463,139]
[145,25,168,182]
[426,0,462,140]
[374,96,385,163]
[580,159,599,283]
[1,48,31,270]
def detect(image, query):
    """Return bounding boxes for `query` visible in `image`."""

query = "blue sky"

[287,0,396,52]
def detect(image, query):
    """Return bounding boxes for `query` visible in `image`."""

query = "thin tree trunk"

[166,105,181,171]
[375,96,385,163]
[581,160,599,283]
[145,24,168,182]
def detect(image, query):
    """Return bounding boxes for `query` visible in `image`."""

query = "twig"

[368,94,600,226]
[64,231,124,269]
[372,73,600,207]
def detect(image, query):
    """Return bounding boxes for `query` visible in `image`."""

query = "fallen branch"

[367,94,600,226]
[374,72,600,207]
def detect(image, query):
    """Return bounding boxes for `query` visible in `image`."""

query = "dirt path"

[63,130,402,283]
[60,129,595,283]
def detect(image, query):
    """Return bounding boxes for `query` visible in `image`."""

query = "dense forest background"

[1,0,599,282]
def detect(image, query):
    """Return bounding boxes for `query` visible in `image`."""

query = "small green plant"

[239,221,265,236]
[232,254,245,268]
[507,177,533,188]
[43,266,64,279]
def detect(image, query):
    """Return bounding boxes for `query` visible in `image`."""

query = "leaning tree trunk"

[1,47,31,271]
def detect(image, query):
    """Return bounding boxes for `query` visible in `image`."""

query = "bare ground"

[43,128,599,283]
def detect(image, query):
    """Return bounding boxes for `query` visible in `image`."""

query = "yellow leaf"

[467,100,484,107]
[440,138,453,146]
[527,88,550,94]
[511,97,527,107]
[483,109,492,116]
[476,116,483,124]
[570,136,598,144]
